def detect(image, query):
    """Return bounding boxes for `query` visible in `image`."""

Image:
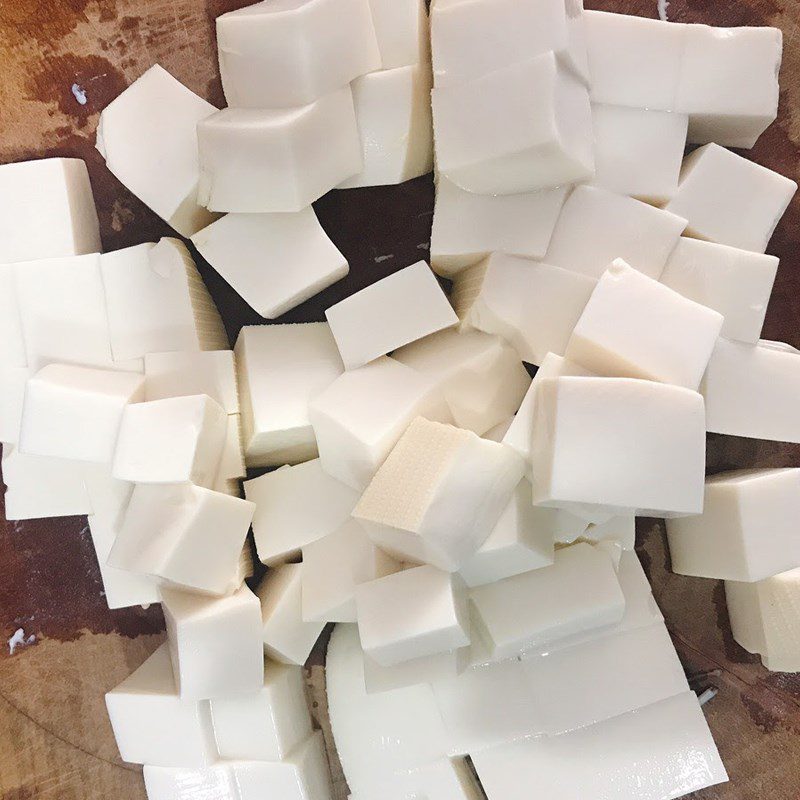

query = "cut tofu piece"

[96,64,217,237]
[430,179,569,277]
[664,143,797,254]
[196,94,362,213]
[432,53,593,194]
[235,323,344,466]
[162,583,264,699]
[0,158,100,263]
[452,254,596,366]
[0,264,27,368]
[309,356,452,490]
[532,377,705,518]
[565,259,723,390]
[354,418,524,571]
[325,262,457,370]
[666,469,800,582]
[0,367,30,444]
[112,395,227,487]
[543,185,687,280]
[362,648,469,695]
[393,329,531,436]
[676,25,782,149]
[257,563,326,665]
[216,0,380,108]
[244,459,359,566]
[368,0,429,69]
[144,350,238,412]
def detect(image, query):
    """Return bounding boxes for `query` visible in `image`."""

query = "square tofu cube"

[0,366,31,444]
[667,469,800,582]
[432,53,593,194]
[18,364,144,463]
[565,259,723,390]
[665,144,797,253]
[235,323,344,467]
[144,350,238,412]
[532,377,706,517]
[453,254,596,366]
[325,261,457,370]
[368,0,429,69]
[356,565,470,666]
[191,209,348,320]
[0,158,100,263]
[96,65,217,237]
[353,418,524,571]
[308,356,452,490]
[162,583,264,699]
[197,92,362,213]
[544,185,687,280]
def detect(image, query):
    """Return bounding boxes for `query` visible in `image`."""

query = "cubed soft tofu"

[0,158,100,263]
[216,0,380,108]
[112,395,227,487]
[244,459,359,566]
[432,53,593,194]
[196,94,362,213]
[362,648,469,695]
[532,377,706,518]
[0,367,31,444]
[144,350,238,412]
[235,323,344,466]
[452,254,596,366]
[0,264,26,368]
[96,64,217,237]
[430,180,569,277]
[368,0,429,69]
[325,261,457,370]
[664,143,797,253]
[543,185,687,280]
[565,259,723,390]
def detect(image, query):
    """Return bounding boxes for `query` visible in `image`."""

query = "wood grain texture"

[0,0,799,798]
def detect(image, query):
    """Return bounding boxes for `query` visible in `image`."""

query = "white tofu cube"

[216,0,380,108]
[356,565,470,666]
[325,261,457,370]
[113,395,227,487]
[430,179,569,277]
[257,563,326,665]
[0,367,31,444]
[432,53,593,194]
[544,185,687,280]
[244,459,359,566]
[666,469,800,582]
[235,323,344,466]
[368,0,429,69]
[453,254,596,366]
[0,158,100,263]
[664,144,797,253]
[393,329,531,436]
[532,377,706,518]
[144,350,238,412]
[308,356,452,490]
[362,648,469,694]
[197,93,362,213]
[354,418,524,571]
[96,64,217,237]
[162,583,264,699]
[142,764,235,800]
[191,209,348,320]
[0,264,27,368]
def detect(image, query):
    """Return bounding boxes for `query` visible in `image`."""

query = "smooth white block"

[544,185,687,280]
[217,0,380,108]
[660,238,778,345]
[532,377,706,518]
[197,93,362,213]
[354,418,525,571]
[0,367,30,444]
[350,758,481,800]
[142,764,235,800]
[96,64,217,237]
[192,209,348,319]
[0,264,26,368]
[453,254,596,366]
[430,179,569,277]
[235,323,344,467]
[244,459,359,566]
[433,53,593,194]
[362,649,469,695]
[162,583,264,699]
[368,0,429,69]
[665,144,797,254]
[325,262,457,370]
[565,259,723,390]
[0,158,100,263]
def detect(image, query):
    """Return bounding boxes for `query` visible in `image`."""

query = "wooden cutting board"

[0,1,799,798]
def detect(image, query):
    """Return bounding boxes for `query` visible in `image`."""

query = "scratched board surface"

[0,1,799,798]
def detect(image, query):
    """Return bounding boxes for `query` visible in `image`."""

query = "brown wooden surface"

[0,1,799,798]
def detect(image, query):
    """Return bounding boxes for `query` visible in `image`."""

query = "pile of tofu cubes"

[1,0,799,798]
